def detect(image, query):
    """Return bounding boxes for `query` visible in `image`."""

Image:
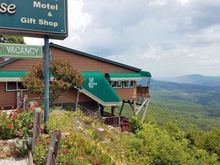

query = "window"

[6,82,27,91]
[111,81,122,88]
[129,81,135,88]
[18,82,27,90]
[123,81,129,88]
[111,81,135,88]
[111,81,117,88]
[7,82,17,90]
[116,81,122,88]
[123,81,135,88]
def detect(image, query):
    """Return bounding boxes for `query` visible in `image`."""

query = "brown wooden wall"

[0,46,139,108]
[0,83,16,108]
[23,89,93,104]
[54,89,93,104]
[51,48,136,73]
[0,48,137,74]
[0,59,41,71]
[115,88,137,100]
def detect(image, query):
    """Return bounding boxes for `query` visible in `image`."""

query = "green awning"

[0,71,28,82]
[140,71,152,78]
[107,73,142,81]
[81,72,122,106]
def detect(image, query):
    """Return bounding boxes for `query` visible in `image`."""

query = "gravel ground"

[0,158,28,165]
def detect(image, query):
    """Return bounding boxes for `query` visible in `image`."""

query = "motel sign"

[0,0,68,39]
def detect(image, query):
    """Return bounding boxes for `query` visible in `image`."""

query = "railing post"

[32,108,42,151]
[23,95,28,111]
[46,130,62,165]
[75,89,80,111]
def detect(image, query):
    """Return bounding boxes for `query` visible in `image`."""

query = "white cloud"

[25,0,220,77]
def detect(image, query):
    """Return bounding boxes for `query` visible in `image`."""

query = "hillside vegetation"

[33,110,220,165]
[149,79,220,130]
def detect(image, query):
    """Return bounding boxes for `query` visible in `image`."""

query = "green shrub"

[130,116,143,133]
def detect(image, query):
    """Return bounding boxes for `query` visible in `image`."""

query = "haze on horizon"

[25,0,220,77]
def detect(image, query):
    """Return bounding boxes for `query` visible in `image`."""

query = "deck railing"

[103,114,131,132]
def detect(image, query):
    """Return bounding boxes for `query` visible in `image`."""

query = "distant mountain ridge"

[156,74,220,87]
[150,79,216,92]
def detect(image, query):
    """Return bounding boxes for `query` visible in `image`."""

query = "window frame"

[111,81,123,88]
[5,82,28,92]
[123,81,135,88]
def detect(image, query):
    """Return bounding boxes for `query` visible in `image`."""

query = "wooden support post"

[127,100,135,116]
[16,92,20,109]
[119,101,124,116]
[128,100,133,109]
[111,106,115,116]
[17,90,24,109]
[32,108,42,151]
[46,130,62,165]
[98,105,104,118]
[23,95,28,111]
[133,99,136,116]
[75,89,80,111]
[141,98,150,123]
[101,106,104,117]
[136,97,149,115]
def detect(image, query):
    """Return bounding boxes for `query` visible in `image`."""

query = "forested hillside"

[149,79,220,130]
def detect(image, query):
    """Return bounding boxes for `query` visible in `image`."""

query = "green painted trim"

[0,71,28,78]
[107,73,142,80]
[0,70,28,82]
[140,71,152,77]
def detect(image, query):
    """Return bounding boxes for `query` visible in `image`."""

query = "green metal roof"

[0,71,28,77]
[107,73,142,81]
[140,71,152,78]
[0,71,28,82]
[81,72,122,106]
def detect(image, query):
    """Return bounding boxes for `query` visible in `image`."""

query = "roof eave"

[110,78,142,81]
[0,59,17,68]
[80,88,122,106]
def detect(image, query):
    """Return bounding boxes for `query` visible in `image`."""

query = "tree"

[22,58,84,105]
[0,34,25,44]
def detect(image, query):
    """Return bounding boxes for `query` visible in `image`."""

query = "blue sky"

[25,0,220,77]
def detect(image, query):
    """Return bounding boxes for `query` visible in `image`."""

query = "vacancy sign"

[0,43,43,59]
[0,0,68,39]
